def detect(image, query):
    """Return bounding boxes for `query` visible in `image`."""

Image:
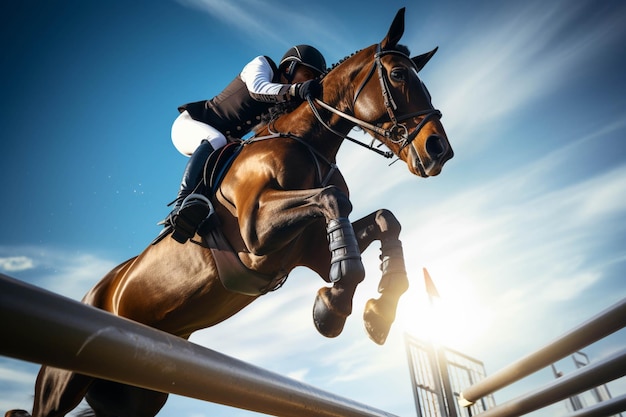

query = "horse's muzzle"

[418,134,453,176]
[426,135,447,159]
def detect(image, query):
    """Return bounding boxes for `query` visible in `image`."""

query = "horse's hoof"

[363,297,396,345]
[5,410,32,417]
[312,287,349,338]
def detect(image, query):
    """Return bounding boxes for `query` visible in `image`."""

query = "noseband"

[308,44,442,159]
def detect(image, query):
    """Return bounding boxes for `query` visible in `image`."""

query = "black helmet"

[279,45,327,77]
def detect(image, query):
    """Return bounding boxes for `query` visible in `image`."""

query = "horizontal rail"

[459,298,626,406]
[564,393,626,417]
[0,274,398,417]
[461,348,626,417]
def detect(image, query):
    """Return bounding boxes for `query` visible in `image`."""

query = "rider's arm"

[240,56,293,103]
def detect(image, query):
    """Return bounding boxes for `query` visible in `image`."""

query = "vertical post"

[572,351,623,416]
[430,341,452,417]
[435,345,459,417]
[405,337,425,417]
[424,268,457,417]
[552,363,583,411]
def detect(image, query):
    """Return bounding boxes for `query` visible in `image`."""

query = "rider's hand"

[291,79,321,100]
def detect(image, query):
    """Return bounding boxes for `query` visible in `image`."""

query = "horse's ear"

[412,47,439,72]
[381,8,405,49]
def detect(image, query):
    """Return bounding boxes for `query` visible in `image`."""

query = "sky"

[1,1,626,416]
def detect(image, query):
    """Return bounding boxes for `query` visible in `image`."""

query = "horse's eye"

[390,68,407,82]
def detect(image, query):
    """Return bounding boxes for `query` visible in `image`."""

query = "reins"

[306,43,442,162]
[306,97,394,158]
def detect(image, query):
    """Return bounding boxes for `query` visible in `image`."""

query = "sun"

[396,268,493,352]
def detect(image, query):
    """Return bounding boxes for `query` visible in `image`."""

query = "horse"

[7,8,453,417]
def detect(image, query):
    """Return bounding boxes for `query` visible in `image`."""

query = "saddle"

[155,142,288,296]
[202,141,241,194]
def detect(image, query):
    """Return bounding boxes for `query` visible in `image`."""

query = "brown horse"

[7,8,452,417]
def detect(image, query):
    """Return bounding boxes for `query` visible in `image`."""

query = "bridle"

[307,44,442,160]
[252,44,443,185]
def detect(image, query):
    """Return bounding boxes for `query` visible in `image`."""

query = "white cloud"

[339,116,625,359]
[425,1,626,149]
[0,256,35,272]
[286,368,309,381]
[0,246,118,300]
[0,365,36,385]
[175,0,351,53]
[177,0,281,43]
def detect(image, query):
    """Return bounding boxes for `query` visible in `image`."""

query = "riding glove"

[290,79,321,100]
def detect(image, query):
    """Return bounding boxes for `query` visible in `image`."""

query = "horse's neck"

[269,101,350,163]
[258,50,375,161]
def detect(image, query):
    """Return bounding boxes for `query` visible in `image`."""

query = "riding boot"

[167,139,215,243]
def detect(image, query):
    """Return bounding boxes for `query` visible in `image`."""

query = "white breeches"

[171,110,228,156]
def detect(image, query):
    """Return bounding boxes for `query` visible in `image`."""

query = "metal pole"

[0,274,398,417]
[459,298,626,406]
[427,340,450,417]
[552,362,584,411]
[405,336,425,417]
[462,348,626,417]
[564,393,626,417]
[435,346,458,417]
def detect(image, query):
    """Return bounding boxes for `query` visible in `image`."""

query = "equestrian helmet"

[279,45,327,76]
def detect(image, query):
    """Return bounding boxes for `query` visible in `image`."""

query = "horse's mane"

[319,44,411,78]
[255,44,412,130]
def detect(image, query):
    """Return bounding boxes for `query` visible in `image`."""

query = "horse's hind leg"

[30,366,93,417]
[86,380,168,417]
[354,209,409,345]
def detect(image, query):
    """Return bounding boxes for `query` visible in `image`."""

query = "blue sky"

[1,1,626,416]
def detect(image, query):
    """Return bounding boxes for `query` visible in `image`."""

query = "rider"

[164,45,327,243]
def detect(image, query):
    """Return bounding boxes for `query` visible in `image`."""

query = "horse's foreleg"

[240,185,365,338]
[353,209,409,345]
[312,216,366,337]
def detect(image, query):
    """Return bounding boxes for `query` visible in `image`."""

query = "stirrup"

[171,193,212,243]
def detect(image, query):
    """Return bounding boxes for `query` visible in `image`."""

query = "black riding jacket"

[179,56,292,139]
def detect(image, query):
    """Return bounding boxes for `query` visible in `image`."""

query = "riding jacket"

[179,56,292,139]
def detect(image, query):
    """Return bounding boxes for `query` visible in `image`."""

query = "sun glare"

[396,269,493,352]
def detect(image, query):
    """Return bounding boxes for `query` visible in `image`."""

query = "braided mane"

[320,44,411,79]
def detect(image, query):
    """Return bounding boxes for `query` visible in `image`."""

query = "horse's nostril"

[425,135,445,158]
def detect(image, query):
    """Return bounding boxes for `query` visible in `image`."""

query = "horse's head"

[343,8,453,177]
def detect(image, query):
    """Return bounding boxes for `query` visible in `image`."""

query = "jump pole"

[459,297,626,406]
[460,348,626,417]
[0,274,398,417]
[565,393,626,417]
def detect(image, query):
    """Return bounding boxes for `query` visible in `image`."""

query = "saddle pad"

[204,226,287,296]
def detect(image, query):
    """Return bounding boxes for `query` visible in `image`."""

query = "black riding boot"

[167,139,215,243]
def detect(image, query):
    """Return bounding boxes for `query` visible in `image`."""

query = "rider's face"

[286,65,320,84]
